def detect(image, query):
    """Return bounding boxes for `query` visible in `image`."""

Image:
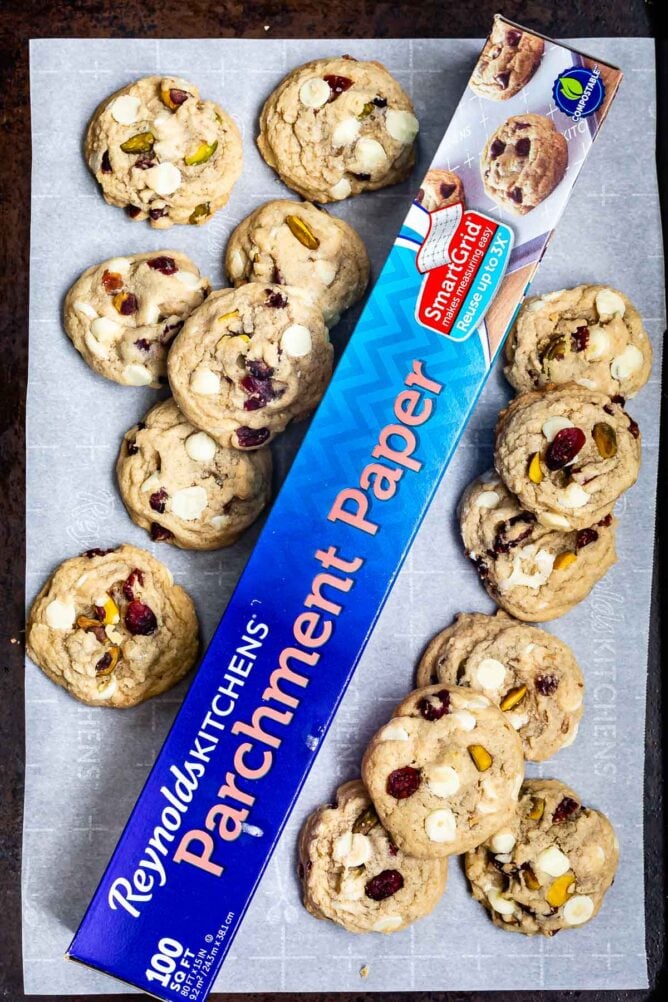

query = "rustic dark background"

[0,2,664,1000]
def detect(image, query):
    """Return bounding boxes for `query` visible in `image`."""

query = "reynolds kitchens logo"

[553,65,605,121]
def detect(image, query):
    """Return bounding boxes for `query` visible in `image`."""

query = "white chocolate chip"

[338,872,365,900]
[585,326,610,361]
[474,658,506,691]
[373,915,403,933]
[123,363,153,386]
[538,510,572,530]
[90,316,122,343]
[487,889,516,916]
[424,807,456,843]
[385,109,419,144]
[506,711,529,731]
[575,377,598,390]
[476,490,500,509]
[563,894,594,926]
[329,177,352,200]
[427,764,460,798]
[499,544,555,592]
[171,485,208,521]
[105,625,123,644]
[144,162,182,196]
[559,483,590,509]
[333,832,371,867]
[281,324,312,357]
[451,709,476,731]
[353,137,388,174]
[491,830,516,854]
[191,367,221,395]
[595,288,625,318]
[45,598,76,630]
[110,94,141,125]
[610,344,643,381]
[106,257,131,274]
[84,332,108,359]
[477,799,500,815]
[185,431,217,463]
[209,514,230,530]
[315,259,337,286]
[96,676,118,700]
[379,721,410,742]
[228,249,246,279]
[73,300,98,320]
[331,116,361,148]
[462,694,490,709]
[495,852,512,863]
[542,416,574,442]
[299,77,331,109]
[536,845,570,877]
[140,473,161,493]
[592,845,606,867]
[175,270,201,290]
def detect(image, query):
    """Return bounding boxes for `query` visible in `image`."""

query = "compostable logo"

[553,66,605,121]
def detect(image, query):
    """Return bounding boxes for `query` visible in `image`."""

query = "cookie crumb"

[359,965,369,979]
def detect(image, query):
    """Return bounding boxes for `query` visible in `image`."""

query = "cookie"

[459,472,617,620]
[415,169,464,211]
[470,20,544,100]
[26,544,199,708]
[257,56,419,203]
[225,199,370,326]
[481,114,568,215]
[168,283,333,450]
[116,398,272,550]
[494,385,641,530]
[63,251,209,387]
[465,779,619,935]
[361,685,524,858]
[420,616,584,761]
[505,285,652,398]
[85,75,242,228]
[416,610,512,688]
[298,780,448,934]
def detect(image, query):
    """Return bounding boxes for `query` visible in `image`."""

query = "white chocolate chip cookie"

[459,472,617,620]
[361,685,524,858]
[505,285,652,398]
[116,398,272,550]
[257,56,418,203]
[225,199,369,326]
[494,385,641,530]
[26,545,199,708]
[168,283,333,450]
[86,75,242,227]
[465,779,619,935]
[64,251,209,387]
[416,610,513,688]
[298,780,447,934]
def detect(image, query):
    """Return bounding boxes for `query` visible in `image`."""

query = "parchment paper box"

[68,19,622,1000]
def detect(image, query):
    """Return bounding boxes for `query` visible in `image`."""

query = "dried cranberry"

[415,187,425,204]
[169,87,189,107]
[576,528,598,550]
[417,688,450,721]
[386,766,420,800]
[364,869,404,901]
[125,600,158,636]
[246,359,274,380]
[439,181,456,200]
[102,269,124,293]
[150,522,174,542]
[134,338,152,352]
[94,604,106,622]
[134,157,156,170]
[627,416,640,439]
[101,150,112,173]
[241,374,275,411]
[506,29,522,46]
[552,796,580,823]
[236,426,270,448]
[515,137,531,156]
[490,138,506,159]
[495,72,510,90]
[571,326,589,352]
[387,839,399,856]
[95,651,113,674]
[510,186,523,204]
[126,205,142,218]
[122,568,144,602]
[535,674,559,696]
[373,96,388,107]
[118,293,139,315]
[597,513,613,528]
[493,512,536,555]
[546,427,586,470]
[352,172,371,181]
[323,74,353,100]
[265,289,287,308]
[83,547,114,559]
[149,207,168,220]
[147,255,178,275]
[611,394,626,406]
[149,488,168,513]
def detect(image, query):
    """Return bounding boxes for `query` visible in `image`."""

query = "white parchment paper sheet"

[25,37,662,994]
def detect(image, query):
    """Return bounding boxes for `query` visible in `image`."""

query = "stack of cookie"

[299,612,619,938]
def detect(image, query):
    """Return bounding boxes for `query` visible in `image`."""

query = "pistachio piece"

[542,334,568,364]
[545,871,575,908]
[112,292,138,316]
[76,614,103,631]
[217,309,240,324]
[184,140,218,166]
[160,86,191,110]
[95,645,120,676]
[189,201,210,225]
[553,550,577,571]
[358,101,375,119]
[522,865,541,891]
[592,422,617,459]
[500,684,527,712]
[352,804,380,835]
[527,797,545,821]
[468,744,493,772]
[528,452,543,484]
[120,131,155,154]
[285,214,320,250]
[98,596,120,626]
